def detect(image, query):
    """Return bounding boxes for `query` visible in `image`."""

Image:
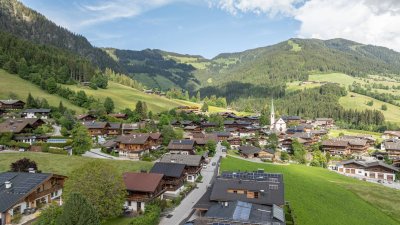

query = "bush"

[11,213,22,224]
[130,204,161,225]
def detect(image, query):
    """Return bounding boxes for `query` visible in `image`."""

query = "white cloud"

[77,0,183,27]
[295,0,400,51]
[212,0,304,16]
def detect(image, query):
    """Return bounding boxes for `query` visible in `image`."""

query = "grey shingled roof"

[238,146,261,155]
[160,154,203,167]
[338,159,399,172]
[0,172,52,212]
[210,176,285,206]
[167,139,195,150]
[150,162,186,178]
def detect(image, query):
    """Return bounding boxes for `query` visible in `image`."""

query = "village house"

[0,172,66,225]
[337,160,399,182]
[281,115,302,125]
[21,109,51,119]
[121,122,145,134]
[227,137,241,149]
[76,114,97,121]
[123,172,166,212]
[0,118,45,135]
[381,140,400,159]
[160,154,204,182]
[150,162,186,197]
[0,100,25,110]
[168,139,196,155]
[238,146,275,160]
[193,170,286,225]
[107,122,122,136]
[322,139,350,156]
[382,131,400,140]
[212,131,231,141]
[82,121,110,136]
[114,134,155,159]
[313,118,334,128]
[108,113,128,120]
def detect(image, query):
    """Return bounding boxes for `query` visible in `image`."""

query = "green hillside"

[221,156,400,225]
[0,69,84,112]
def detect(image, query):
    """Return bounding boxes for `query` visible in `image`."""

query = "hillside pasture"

[220,156,400,225]
[0,69,84,112]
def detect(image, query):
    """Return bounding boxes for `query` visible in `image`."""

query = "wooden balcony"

[27,185,62,202]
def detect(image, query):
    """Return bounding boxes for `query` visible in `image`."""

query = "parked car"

[18,148,26,152]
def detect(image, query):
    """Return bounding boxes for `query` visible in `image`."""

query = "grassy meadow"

[221,156,400,225]
[0,152,153,176]
[0,69,84,112]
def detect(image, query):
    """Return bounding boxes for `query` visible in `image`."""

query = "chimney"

[28,168,36,173]
[5,181,11,189]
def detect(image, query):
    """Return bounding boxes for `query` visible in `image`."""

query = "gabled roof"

[322,139,348,147]
[115,134,150,145]
[0,118,43,133]
[339,160,399,172]
[384,131,400,137]
[385,141,400,151]
[238,146,261,155]
[123,172,163,193]
[160,154,203,167]
[0,172,64,213]
[108,122,121,129]
[150,162,186,178]
[82,121,109,129]
[167,139,195,150]
[210,174,285,206]
[0,100,25,105]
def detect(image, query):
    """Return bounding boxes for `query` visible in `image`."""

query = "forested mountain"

[102,48,200,90]
[195,38,400,102]
[0,0,122,72]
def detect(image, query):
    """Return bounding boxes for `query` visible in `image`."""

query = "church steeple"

[270,99,275,129]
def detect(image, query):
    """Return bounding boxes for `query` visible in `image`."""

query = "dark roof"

[108,122,121,129]
[102,140,117,148]
[123,172,163,193]
[167,139,195,150]
[210,172,285,206]
[385,141,400,151]
[213,132,231,137]
[339,160,399,172]
[322,139,348,147]
[281,115,301,121]
[238,146,261,155]
[82,121,109,129]
[160,154,203,167]
[0,120,33,133]
[150,162,186,178]
[0,100,24,105]
[23,108,51,113]
[115,134,150,145]
[200,201,285,225]
[0,172,53,212]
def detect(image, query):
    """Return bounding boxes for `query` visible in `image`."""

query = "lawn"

[329,129,382,140]
[220,156,400,225]
[0,152,153,176]
[0,69,84,112]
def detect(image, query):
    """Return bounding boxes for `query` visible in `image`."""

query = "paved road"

[159,143,223,225]
[51,125,61,136]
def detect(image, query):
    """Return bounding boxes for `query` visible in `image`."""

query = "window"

[233,190,237,194]
[254,192,259,199]
[269,184,279,190]
[128,201,131,206]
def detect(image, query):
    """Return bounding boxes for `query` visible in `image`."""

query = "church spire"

[270,99,275,130]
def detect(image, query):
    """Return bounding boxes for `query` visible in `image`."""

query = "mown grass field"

[329,128,382,140]
[0,152,153,176]
[0,70,84,112]
[221,156,400,225]
[339,92,400,124]
[63,82,186,113]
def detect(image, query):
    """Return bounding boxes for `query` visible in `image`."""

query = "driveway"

[158,143,223,225]
[51,125,61,136]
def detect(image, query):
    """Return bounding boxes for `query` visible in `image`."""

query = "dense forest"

[0,0,122,72]
[196,38,400,104]
[104,48,199,90]
[276,84,386,130]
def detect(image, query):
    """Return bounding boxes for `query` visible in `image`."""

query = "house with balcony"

[167,139,196,155]
[0,172,66,225]
[21,109,51,119]
[150,162,186,197]
[160,154,204,182]
[123,172,166,212]
[0,100,25,110]
[337,160,399,182]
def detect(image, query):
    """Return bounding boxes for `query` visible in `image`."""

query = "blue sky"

[20,0,400,58]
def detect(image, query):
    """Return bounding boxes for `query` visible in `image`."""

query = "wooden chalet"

[322,139,350,156]
[0,100,25,110]
[167,139,195,155]
[76,114,97,121]
[108,113,128,120]
[160,154,204,182]
[150,162,186,193]
[82,121,110,136]
[115,134,152,159]
[212,132,231,141]
[0,118,45,135]
[107,122,122,135]
[0,172,66,225]
[337,160,399,182]
[123,172,166,212]
[382,141,400,159]
[227,137,241,149]
[383,131,400,140]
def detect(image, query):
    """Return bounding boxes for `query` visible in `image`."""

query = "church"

[270,100,287,133]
